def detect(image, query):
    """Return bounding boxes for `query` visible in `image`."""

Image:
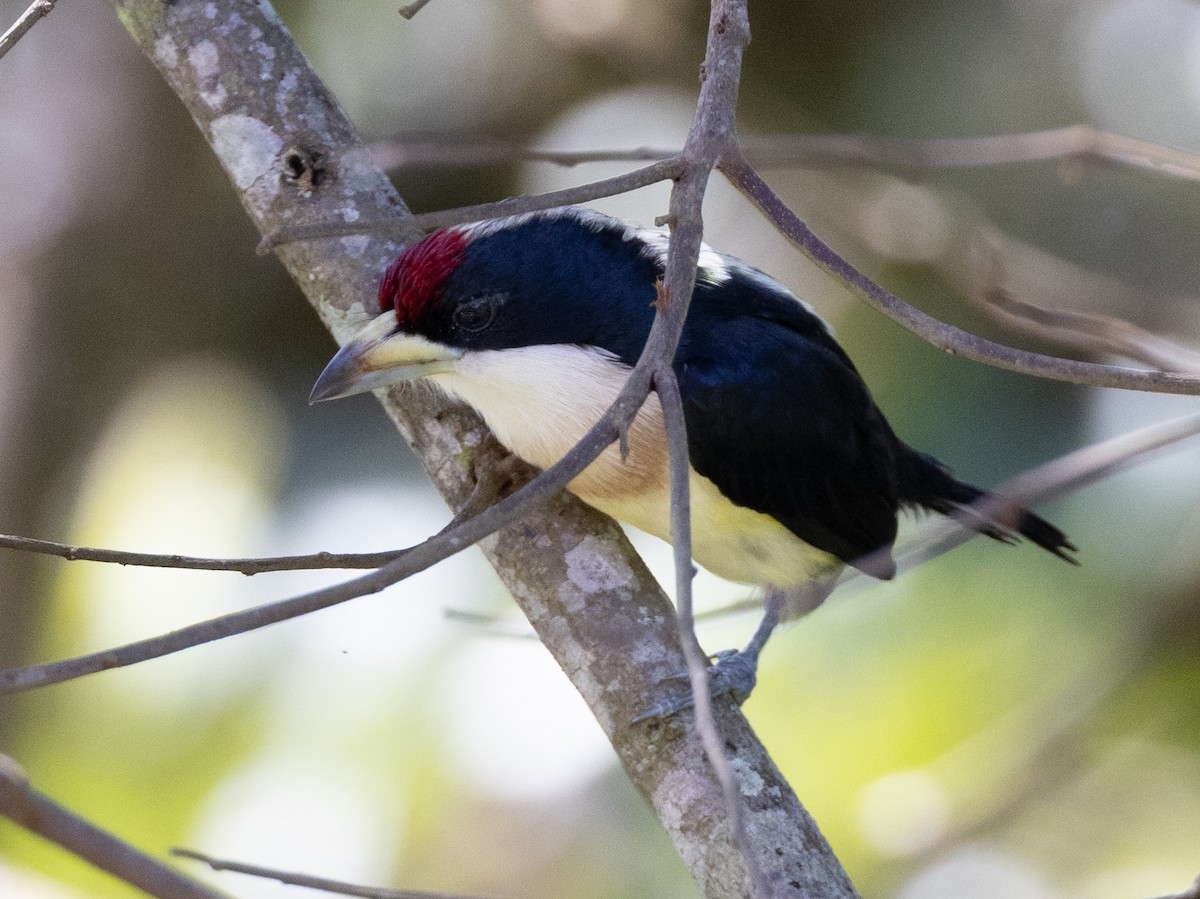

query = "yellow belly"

[585,469,843,587]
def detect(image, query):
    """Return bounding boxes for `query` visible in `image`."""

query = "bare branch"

[0,0,55,61]
[719,147,1200,394]
[367,137,676,170]
[0,754,228,899]
[172,847,488,899]
[367,125,1200,181]
[967,231,1200,375]
[639,4,799,892]
[0,532,408,574]
[656,357,765,885]
[739,125,1200,180]
[257,158,682,253]
[396,0,435,20]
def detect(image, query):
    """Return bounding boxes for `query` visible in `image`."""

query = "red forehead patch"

[378,228,469,325]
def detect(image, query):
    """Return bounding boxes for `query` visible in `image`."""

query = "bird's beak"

[309,313,461,403]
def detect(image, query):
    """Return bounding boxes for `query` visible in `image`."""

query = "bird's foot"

[632,647,761,724]
[633,590,790,725]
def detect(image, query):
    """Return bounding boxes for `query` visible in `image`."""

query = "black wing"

[677,284,903,577]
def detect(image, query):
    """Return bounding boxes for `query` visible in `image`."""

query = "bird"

[311,206,1076,714]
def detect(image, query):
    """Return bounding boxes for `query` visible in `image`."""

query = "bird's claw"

[632,648,760,724]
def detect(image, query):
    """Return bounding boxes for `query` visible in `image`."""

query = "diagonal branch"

[965,229,1200,375]
[0,754,228,899]
[397,0,436,21]
[738,125,1200,180]
[718,146,1200,394]
[0,0,55,61]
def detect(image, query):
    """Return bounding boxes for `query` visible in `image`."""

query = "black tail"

[898,449,1078,564]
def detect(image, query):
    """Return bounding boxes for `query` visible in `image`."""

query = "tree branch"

[365,125,1200,182]
[0,383,652,693]
[0,753,228,899]
[740,125,1200,180]
[718,147,1200,394]
[0,532,408,573]
[172,847,485,899]
[257,158,682,253]
[397,0,436,21]
[965,229,1200,374]
[0,0,55,61]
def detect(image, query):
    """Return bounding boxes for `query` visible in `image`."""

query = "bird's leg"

[702,589,785,704]
[634,577,839,723]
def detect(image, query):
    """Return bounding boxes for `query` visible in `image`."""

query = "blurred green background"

[0,1,1198,897]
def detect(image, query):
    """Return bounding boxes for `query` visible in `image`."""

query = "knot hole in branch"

[281,146,327,192]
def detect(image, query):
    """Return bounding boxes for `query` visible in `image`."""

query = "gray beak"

[310,313,461,403]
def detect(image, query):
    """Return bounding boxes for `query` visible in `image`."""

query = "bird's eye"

[452,294,501,332]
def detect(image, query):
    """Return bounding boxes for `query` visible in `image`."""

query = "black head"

[381,209,664,365]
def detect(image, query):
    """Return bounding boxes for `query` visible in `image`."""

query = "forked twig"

[0,361,650,694]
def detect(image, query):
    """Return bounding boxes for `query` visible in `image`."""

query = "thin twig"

[172,848,488,899]
[0,533,405,574]
[257,158,682,254]
[968,231,1200,375]
[980,284,1200,375]
[397,0,435,20]
[647,4,783,895]
[366,125,1200,181]
[0,0,54,61]
[0,754,228,899]
[367,138,676,170]
[656,358,752,863]
[718,146,1200,395]
[739,125,1200,180]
